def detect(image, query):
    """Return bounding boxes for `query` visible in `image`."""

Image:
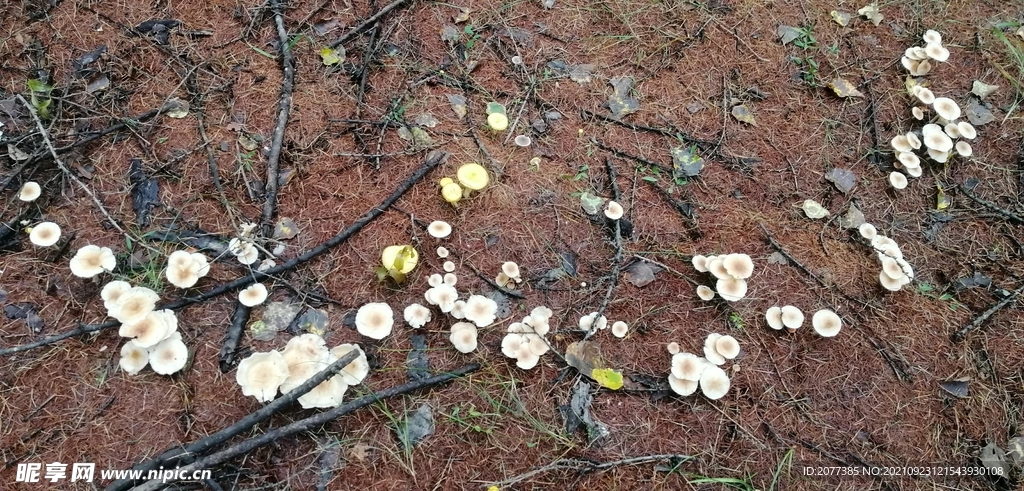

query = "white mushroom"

[691,255,709,272]
[109,286,160,325]
[780,305,804,330]
[955,141,972,157]
[932,97,961,121]
[279,334,330,393]
[236,350,290,402]
[354,302,394,339]
[403,303,431,328]
[102,280,133,312]
[811,309,843,337]
[119,340,150,375]
[148,336,189,375]
[696,285,715,301]
[119,309,177,348]
[449,322,479,353]
[427,220,452,238]
[858,223,877,240]
[924,42,949,62]
[765,306,785,330]
[238,283,269,307]
[19,182,41,202]
[28,221,61,247]
[922,30,942,45]
[957,122,977,140]
[722,253,754,279]
[715,335,741,360]
[715,277,747,302]
[329,344,370,385]
[889,172,908,190]
[699,364,731,400]
[668,374,699,396]
[604,200,624,220]
[611,321,629,338]
[463,294,498,328]
[69,245,117,278]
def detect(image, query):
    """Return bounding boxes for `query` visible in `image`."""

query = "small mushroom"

[666,341,680,355]
[932,97,961,121]
[722,253,754,279]
[297,375,348,409]
[858,223,877,240]
[443,273,458,285]
[780,305,804,330]
[441,181,463,203]
[425,284,458,312]
[501,261,521,280]
[691,255,709,273]
[715,335,741,360]
[486,112,509,131]
[911,107,925,120]
[707,256,731,279]
[905,132,922,150]
[811,309,843,337]
[668,374,699,396]
[514,135,532,147]
[463,294,498,327]
[514,342,541,369]
[236,350,290,402]
[404,303,431,328]
[671,352,705,381]
[604,200,624,220]
[69,245,117,278]
[119,340,150,375]
[924,42,950,62]
[896,152,920,169]
[957,122,977,140]
[148,336,189,375]
[238,283,269,307]
[611,320,629,338]
[879,269,910,292]
[699,364,731,400]
[944,122,962,139]
[696,285,715,301]
[922,30,942,45]
[449,322,479,353]
[102,280,133,312]
[428,273,443,287]
[120,309,177,348]
[355,302,394,340]
[279,334,331,393]
[443,260,456,272]
[891,134,913,153]
[28,221,61,247]
[922,128,953,153]
[381,245,419,274]
[913,86,935,104]
[881,257,905,279]
[955,141,972,157]
[329,344,370,384]
[436,246,450,258]
[18,182,41,202]
[889,172,908,190]
[926,148,950,164]
[765,306,784,330]
[905,164,923,178]
[427,220,452,238]
[715,277,747,302]
[109,286,160,325]
[456,163,490,191]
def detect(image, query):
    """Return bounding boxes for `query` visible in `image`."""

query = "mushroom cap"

[463,294,498,327]
[514,342,541,369]
[780,305,804,329]
[168,250,194,269]
[703,344,726,365]
[443,260,456,272]
[450,299,467,319]
[812,309,843,337]
[166,259,201,289]
[904,46,926,61]
[896,152,920,169]
[238,283,269,307]
[890,134,913,153]
[900,56,917,72]
[881,257,905,280]
[905,164,923,177]
[923,30,942,45]
[611,320,629,338]
[355,302,394,339]
[530,306,554,326]
[425,284,458,312]
[955,141,972,157]
[501,261,521,278]
[486,112,509,131]
[923,128,954,153]
[236,350,290,402]
[428,273,443,287]
[604,200,624,220]
[696,285,715,301]
[381,245,419,274]
[858,223,877,240]
[927,148,950,163]
[110,286,160,325]
[280,334,331,393]
[944,122,961,139]
[119,309,177,348]
[457,163,490,190]
[889,171,908,190]
[932,97,961,121]
[915,87,935,105]
[149,337,189,375]
[957,122,977,140]
[911,106,925,120]
[297,375,348,409]
[715,335,741,359]
[925,42,950,62]
[427,220,452,238]
[722,253,754,279]
[28,221,61,247]
[449,323,479,353]
[441,182,463,203]
[69,245,117,278]
[765,306,784,330]
[668,374,699,396]
[19,181,41,202]
[699,365,731,400]
[707,256,731,279]
[666,342,681,355]
[912,59,933,76]
[691,254,709,272]
[672,352,706,381]
[906,132,922,150]
[236,242,259,265]
[501,332,525,358]
[329,344,370,384]
[526,334,550,356]
[102,280,133,311]
[119,340,150,375]
[514,135,532,146]
[715,277,748,302]
[436,246,450,258]
[404,303,432,328]
[445,273,458,285]
[879,270,908,291]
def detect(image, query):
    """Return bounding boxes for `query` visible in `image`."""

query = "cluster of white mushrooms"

[495,261,523,288]
[890,29,976,190]
[228,223,260,265]
[501,306,554,369]
[857,223,914,292]
[165,250,210,288]
[107,281,188,376]
[764,305,843,337]
[691,253,754,301]
[235,333,369,408]
[666,333,739,400]
[578,311,629,338]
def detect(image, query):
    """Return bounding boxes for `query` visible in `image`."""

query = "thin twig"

[580,108,715,146]
[0,152,447,357]
[709,17,770,62]
[104,350,360,491]
[129,363,481,491]
[261,0,296,237]
[589,138,671,174]
[485,454,689,489]
[951,283,1024,342]
[960,186,1024,225]
[591,158,624,338]
[758,222,828,287]
[328,0,409,49]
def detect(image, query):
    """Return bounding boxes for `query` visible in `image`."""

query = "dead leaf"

[165,97,189,118]
[1007,436,1024,465]
[347,443,372,463]
[971,80,998,99]
[312,19,339,36]
[453,8,470,23]
[565,340,606,375]
[857,3,883,26]
[730,104,756,125]
[414,113,439,128]
[830,11,851,27]
[397,126,434,147]
[938,377,969,398]
[273,217,299,240]
[670,145,704,178]
[320,46,344,66]
[7,144,29,161]
[838,203,865,229]
[829,77,863,98]
[980,442,1008,477]
[446,94,467,119]
[607,76,640,118]
[966,97,995,126]
[777,25,801,45]
[825,167,857,193]
[623,260,662,287]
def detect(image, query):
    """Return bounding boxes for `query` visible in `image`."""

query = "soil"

[2,0,1024,490]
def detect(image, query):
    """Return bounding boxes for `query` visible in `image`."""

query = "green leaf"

[486,102,506,115]
[320,46,344,66]
[642,175,658,183]
[27,79,53,94]
[670,145,705,178]
[591,368,623,390]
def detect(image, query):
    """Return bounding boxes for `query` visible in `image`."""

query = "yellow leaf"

[829,77,864,98]
[730,105,756,125]
[453,8,470,23]
[830,11,851,27]
[320,47,344,66]
[591,368,623,390]
[936,184,951,210]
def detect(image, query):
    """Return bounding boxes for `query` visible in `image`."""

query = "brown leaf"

[730,104,756,125]
[829,77,864,98]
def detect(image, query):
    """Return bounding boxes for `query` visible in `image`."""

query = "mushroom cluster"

[69,244,117,278]
[439,163,490,204]
[111,282,188,376]
[765,305,843,337]
[577,311,630,338]
[228,237,259,265]
[165,250,211,288]
[692,253,754,301]
[501,306,553,369]
[666,333,740,400]
[495,261,523,288]
[858,223,914,292]
[235,334,370,409]
[891,30,977,188]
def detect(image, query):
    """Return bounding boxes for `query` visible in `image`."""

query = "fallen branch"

[128,363,481,491]
[580,108,715,146]
[589,138,671,174]
[105,349,360,491]
[758,222,828,287]
[0,151,447,357]
[485,454,689,489]
[260,0,296,236]
[960,186,1024,226]
[329,0,409,49]
[951,283,1024,342]
[590,158,624,339]
[218,301,251,372]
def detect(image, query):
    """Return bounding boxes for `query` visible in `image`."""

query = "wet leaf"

[839,203,865,229]
[592,368,623,390]
[1007,436,1024,465]
[802,199,829,219]
[486,102,506,115]
[966,97,995,126]
[135,19,181,45]
[397,126,434,147]
[546,60,595,84]
[295,308,328,336]
[857,3,883,26]
[238,133,258,151]
[249,320,275,341]
[560,251,578,277]
[730,104,756,125]
[86,74,110,94]
[486,290,512,318]
[559,380,610,444]
[407,334,431,382]
[320,47,344,66]
[607,76,640,118]
[72,45,107,76]
[936,184,951,210]
[396,404,434,450]
[414,113,439,128]
[670,145,704,178]
[565,340,605,375]
[7,144,30,161]
[273,217,299,240]
[971,80,998,99]
[767,251,788,265]
[440,25,460,43]
[980,442,1008,477]
[446,94,467,119]
[165,97,189,118]
[955,272,992,291]
[938,377,969,398]
[830,11,852,26]
[825,167,857,193]
[453,7,470,23]
[543,0,555,8]
[777,25,802,45]
[828,77,864,98]
[579,191,604,215]
[261,301,301,333]
[128,158,159,227]
[623,260,662,287]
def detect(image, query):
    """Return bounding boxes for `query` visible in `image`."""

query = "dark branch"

[261,0,297,236]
